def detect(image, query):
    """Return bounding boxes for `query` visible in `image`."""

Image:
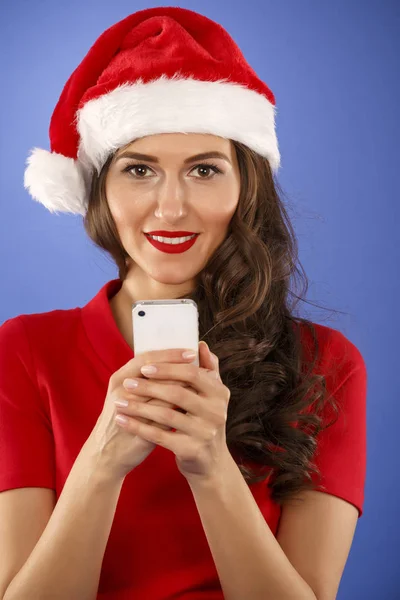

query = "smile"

[144,233,199,254]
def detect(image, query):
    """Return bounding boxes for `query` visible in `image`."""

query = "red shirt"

[0,279,367,599]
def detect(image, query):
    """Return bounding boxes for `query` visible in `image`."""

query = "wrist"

[79,437,126,489]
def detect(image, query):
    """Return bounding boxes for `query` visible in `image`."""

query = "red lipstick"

[144,232,199,254]
[146,230,197,237]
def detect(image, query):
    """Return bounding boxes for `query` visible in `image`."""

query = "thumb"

[199,341,219,377]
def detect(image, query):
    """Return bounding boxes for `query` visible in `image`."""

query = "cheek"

[206,196,238,226]
[112,206,142,233]
[210,179,239,217]
[106,183,138,225]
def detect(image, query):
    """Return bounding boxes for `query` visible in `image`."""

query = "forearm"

[188,453,317,600]
[4,441,124,600]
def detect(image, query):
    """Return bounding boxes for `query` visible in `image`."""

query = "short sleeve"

[310,344,367,518]
[0,316,56,492]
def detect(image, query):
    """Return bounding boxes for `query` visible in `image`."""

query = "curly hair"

[83,140,346,508]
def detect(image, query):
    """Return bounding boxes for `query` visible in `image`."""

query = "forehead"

[114,133,233,158]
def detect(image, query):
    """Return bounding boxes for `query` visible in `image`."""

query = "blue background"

[1,1,399,597]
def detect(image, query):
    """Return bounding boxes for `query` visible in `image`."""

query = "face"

[105,133,241,301]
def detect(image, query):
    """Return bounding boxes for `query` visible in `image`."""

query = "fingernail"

[115,414,129,425]
[141,365,157,375]
[114,398,129,407]
[124,378,139,389]
[182,351,196,359]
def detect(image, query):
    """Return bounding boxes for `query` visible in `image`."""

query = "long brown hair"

[83,140,345,507]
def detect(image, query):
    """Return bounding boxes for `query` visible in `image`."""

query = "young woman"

[0,6,366,600]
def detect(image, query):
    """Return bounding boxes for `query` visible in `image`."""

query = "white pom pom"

[23,148,88,216]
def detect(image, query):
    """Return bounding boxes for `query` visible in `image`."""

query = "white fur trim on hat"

[77,76,281,175]
[24,76,281,216]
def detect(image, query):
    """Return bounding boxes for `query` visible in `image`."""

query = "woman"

[0,6,367,600]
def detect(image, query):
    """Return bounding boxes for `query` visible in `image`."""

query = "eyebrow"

[114,150,231,165]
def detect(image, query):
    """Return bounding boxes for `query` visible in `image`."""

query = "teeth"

[148,234,196,244]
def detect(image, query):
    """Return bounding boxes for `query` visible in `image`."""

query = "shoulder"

[295,320,367,421]
[295,322,367,438]
[0,307,81,356]
[297,320,366,377]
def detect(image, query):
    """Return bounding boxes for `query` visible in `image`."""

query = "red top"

[0,279,367,599]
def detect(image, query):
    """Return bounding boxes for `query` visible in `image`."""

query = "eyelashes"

[122,162,223,180]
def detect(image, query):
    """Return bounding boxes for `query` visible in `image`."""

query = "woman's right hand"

[86,348,197,483]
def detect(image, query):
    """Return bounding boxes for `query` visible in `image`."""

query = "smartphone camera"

[138,310,146,317]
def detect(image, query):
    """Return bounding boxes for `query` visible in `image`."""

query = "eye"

[191,163,222,179]
[123,164,152,178]
[122,163,223,180]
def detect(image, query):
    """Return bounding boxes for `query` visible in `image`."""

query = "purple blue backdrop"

[0,1,398,597]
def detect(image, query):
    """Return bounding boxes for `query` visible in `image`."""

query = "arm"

[4,441,124,600]
[188,452,317,600]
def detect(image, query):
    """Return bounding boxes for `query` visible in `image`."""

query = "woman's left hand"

[114,341,231,485]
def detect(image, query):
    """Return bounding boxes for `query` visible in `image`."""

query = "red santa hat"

[24,6,281,216]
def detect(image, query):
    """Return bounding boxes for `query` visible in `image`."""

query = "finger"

[133,396,179,430]
[125,378,190,412]
[134,414,173,431]
[122,347,197,378]
[199,341,219,376]
[125,378,226,425]
[116,400,204,438]
[138,362,220,397]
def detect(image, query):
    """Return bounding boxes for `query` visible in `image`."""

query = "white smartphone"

[132,298,199,366]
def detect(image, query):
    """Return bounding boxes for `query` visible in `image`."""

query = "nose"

[154,177,189,221]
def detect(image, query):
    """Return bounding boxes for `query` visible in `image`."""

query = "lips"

[145,231,198,238]
[145,232,199,253]
[145,233,197,241]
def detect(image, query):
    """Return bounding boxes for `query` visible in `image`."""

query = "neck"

[109,285,134,350]
[109,275,197,351]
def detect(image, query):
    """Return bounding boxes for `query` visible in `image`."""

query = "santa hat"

[24,6,281,216]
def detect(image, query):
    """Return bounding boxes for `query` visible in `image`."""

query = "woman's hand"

[86,347,200,483]
[114,341,231,486]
